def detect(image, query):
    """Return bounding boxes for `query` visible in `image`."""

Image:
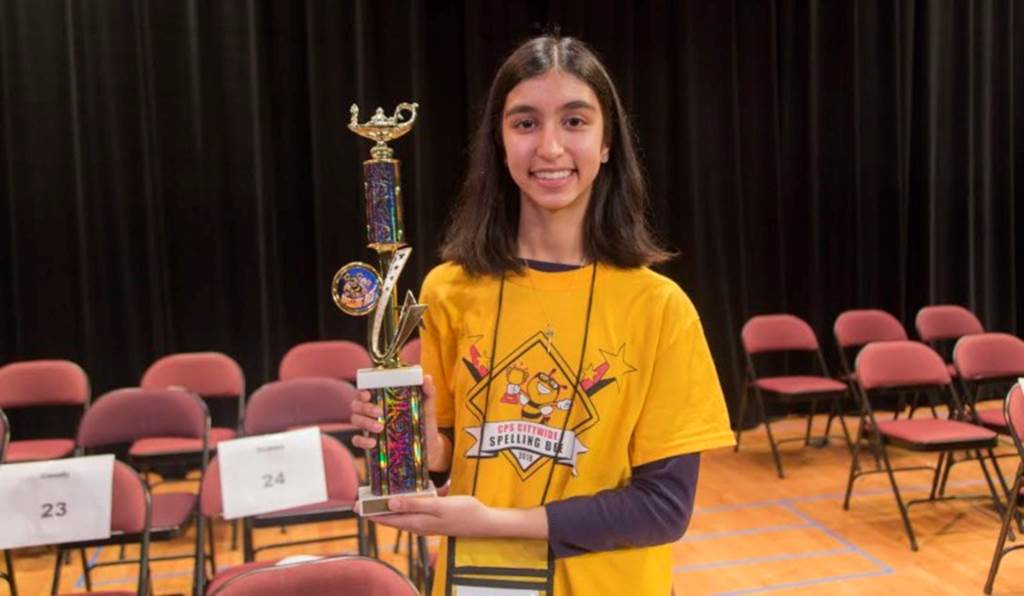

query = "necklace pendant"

[542,324,555,353]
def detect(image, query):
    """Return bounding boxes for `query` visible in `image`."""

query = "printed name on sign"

[0,454,115,550]
[217,427,328,520]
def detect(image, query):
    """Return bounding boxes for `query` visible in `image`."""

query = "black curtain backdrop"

[1,1,1022,425]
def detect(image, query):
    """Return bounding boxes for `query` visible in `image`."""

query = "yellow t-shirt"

[420,261,734,596]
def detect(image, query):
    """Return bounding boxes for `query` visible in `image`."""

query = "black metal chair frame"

[844,379,1002,551]
[984,386,1024,593]
[0,407,16,596]
[735,346,852,479]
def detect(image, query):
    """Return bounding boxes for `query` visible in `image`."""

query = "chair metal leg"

[803,399,817,447]
[207,517,217,576]
[734,382,750,452]
[928,452,947,501]
[243,518,255,563]
[3,549,17,596]
[843,418,866,510]
[985,464,1024,594]
[754,390,784,478]
[975,450,1004,514]
[78,548,92,591]
[937,450,956,497]
[880,444,918,550]
[49,548,63,596]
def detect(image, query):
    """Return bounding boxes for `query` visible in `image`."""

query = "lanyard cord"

[469,262,598,502]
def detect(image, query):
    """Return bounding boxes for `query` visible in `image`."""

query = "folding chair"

[949,333,1024,499]
[0,360,90,463]
[49,461,152,596]
[278,341,372,384]
[834,309,939,419]
[245,377,360,444]
[192,434,365,594]
[843,340,1001,550]
[0,407,15,596]
[985,382,1024,593]
[915,304,984,377]
[76,388,210,591]
[139,352,245,454]
[735,314,852,478]
[239,387,366,562]
[206,554,417,596]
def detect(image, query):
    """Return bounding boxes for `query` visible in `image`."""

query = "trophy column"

[332,103,434,516]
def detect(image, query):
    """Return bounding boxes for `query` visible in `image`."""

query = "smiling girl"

[351,35,734,595]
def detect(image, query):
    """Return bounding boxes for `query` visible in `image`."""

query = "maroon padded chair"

[833,309,908,381]
[238,391,366,563]
[915,305,985,378]
[138,352,245,453]
[50,460,152,596]
[207,555,417,596]
[193,434,363,594]
[246,378,359,440]
[736,314,852,478]
[843,340,1000,551]
[77,388,210,590]
[951,333,1024,499]
[399,338,421,366]
[985,382,1024,593]
[0,360,90,463]
[278,341,372,384]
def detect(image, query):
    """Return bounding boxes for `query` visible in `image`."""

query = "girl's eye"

[565,116,586,128]
[512,119,536,130]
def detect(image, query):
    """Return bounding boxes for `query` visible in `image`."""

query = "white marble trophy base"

[355,365,436,517]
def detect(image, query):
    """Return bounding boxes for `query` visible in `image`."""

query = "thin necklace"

[520,256,586,354]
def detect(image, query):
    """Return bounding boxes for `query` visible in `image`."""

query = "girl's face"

[501,69,609,215]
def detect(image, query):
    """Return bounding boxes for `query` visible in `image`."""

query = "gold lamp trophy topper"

[332,102,435,515]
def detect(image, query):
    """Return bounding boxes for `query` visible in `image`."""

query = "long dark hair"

[440,35,673,276]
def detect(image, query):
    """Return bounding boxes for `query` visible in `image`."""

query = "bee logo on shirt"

[519,370,572,425]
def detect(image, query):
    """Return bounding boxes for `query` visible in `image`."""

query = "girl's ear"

[600,147,610,163]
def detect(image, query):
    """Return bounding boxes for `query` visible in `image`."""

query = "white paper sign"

[0,454,115,549]
[217,427,328,520]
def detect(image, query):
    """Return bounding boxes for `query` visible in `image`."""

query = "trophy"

[332,102,434,515]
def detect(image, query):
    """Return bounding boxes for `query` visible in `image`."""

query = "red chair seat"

[129,427,236,456]
[976,408,1009,432]
[151,492,197,530]
[754,375,847,395]
[876,418,996,448]
[206,560,278,594]
[4,438,75,462]
[255,497,355,520]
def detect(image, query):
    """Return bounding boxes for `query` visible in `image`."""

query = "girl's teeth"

[534,170,571,180]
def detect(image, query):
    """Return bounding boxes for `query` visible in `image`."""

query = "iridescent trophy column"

[332,103,434,515]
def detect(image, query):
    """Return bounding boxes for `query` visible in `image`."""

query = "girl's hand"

[350,374,449,470]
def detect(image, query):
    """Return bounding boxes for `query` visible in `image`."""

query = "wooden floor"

[7,414,1024,595]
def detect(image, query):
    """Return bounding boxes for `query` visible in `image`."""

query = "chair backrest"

[110,460,152,536]
[200,434,359,518]
[0,360,90,409]
[833,309,907,348]
[0,408,8,461]
[1004,383,1024,453]
[278,341,372,383]
[77,388,209,450]
[953,333,1024,381]
[741,314,820,355]
[243,378,357,436]
[400,338,421,365]
[915,305,984,343]
[141,352,245,398]
[855,341,951,391]
[208,555,418,596]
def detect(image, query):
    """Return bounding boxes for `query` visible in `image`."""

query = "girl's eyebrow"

[504,100,598,118]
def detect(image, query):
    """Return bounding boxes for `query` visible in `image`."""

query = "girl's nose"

[537,125,564,159]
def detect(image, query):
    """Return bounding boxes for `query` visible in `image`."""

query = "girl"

[352,35,734,595]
